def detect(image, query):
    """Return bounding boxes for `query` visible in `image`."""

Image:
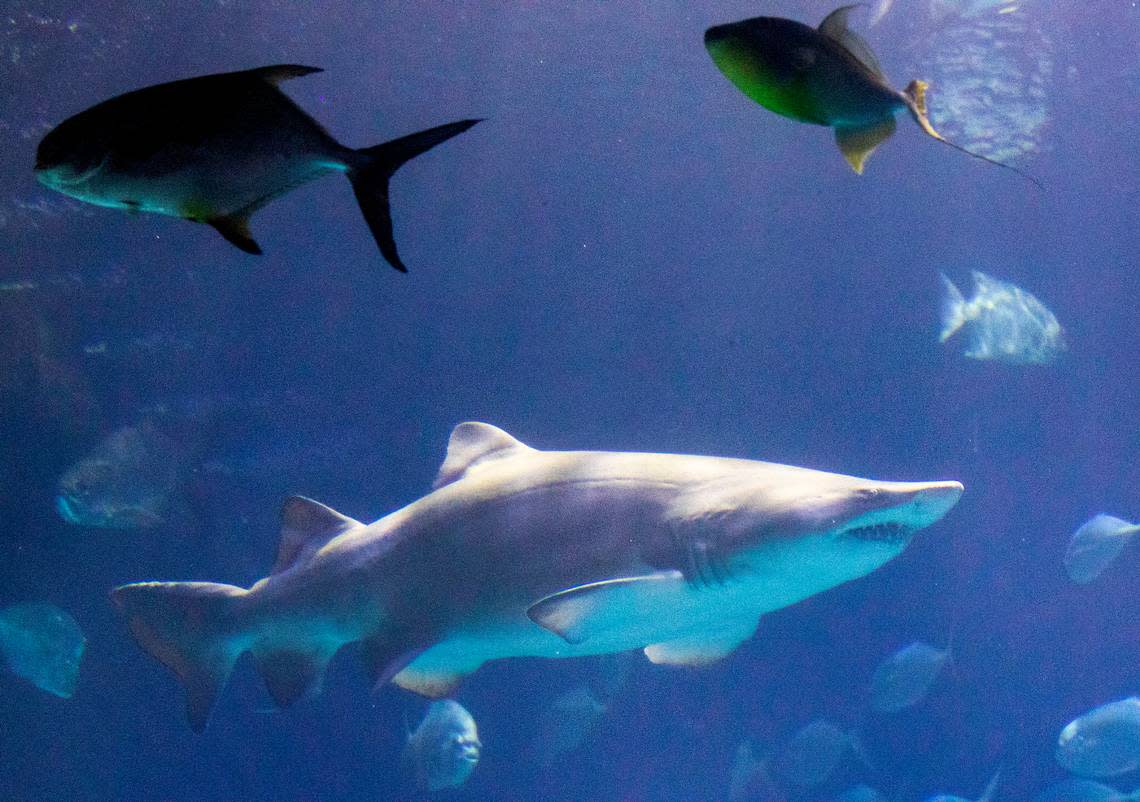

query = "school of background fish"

[1,1,1138,801]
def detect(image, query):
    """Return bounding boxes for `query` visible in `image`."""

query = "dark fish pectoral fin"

[208,214,262,255]
[349,119,482,272]
[834,118,897,174]
[245,64,324,85]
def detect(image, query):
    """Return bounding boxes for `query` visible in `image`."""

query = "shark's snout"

[909,481,964,525]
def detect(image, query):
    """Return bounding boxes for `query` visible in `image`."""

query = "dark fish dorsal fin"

[273,496,361,574]
[245,64,324,85]
[433,422,532,489]
[818,6,886,79]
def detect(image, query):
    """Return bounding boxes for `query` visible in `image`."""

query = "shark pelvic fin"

[273,496,361,575]
[526,571,686,645]
[251,646,332,708]
[390,663,470,698]
[835,118,896,174]
[434,422,533,489]
[644,618,760,667]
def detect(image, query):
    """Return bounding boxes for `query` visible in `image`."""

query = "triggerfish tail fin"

[939,272,966,343]
[110,581,247,733]
[835,118,897,174]
[348,118,482,273]
[902,80,1043,190]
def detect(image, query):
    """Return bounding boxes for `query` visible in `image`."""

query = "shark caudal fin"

[939,272,967,343]
[348,119,482,273]
[902,79,1043,189]
[110,581,247,732]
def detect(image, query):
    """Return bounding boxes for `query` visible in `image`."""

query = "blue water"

[2,2,1139,800]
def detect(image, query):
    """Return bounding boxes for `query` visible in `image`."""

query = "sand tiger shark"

[112,422,963,731]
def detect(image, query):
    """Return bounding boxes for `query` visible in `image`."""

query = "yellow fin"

[834,117,897,174]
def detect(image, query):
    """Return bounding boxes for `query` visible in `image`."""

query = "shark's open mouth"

[842,522,913,544]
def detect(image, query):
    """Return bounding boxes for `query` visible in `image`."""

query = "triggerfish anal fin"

[208,212,261,255]
[273,496,362,575]
[526,571,687,645]
[835,118,897,174]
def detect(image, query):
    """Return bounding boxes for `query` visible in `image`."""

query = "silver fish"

[940,271,1065,364]
[111,422,962,731]
[405,699,481,792]
[534,686,607,765]
[1058,698,1140,778]
[0,603,86,698]
[771,719,862,788]
[1064,515,1139,584]
[870,639,952,712]
[35,65,480,272]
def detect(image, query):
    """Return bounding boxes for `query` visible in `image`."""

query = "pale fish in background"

[771,719,866,788]
[534,686,608,765]
[1057,698,1140,778]
[940,271,1065,364]
[836,784,888,802]
[869,0,894,26]
[1064,515,1140,584]
[870,639,952,712]
[405,699,482,792]
[56,420,185,529]
[922,769,1001,802]
[0,603,86,698]
[1034,778,1140,802]
[727,741,781,802]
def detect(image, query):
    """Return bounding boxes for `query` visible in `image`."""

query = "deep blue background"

[2,2,1139,800]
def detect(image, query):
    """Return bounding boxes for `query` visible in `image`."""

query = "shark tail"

[939,272,967,343]
[111,581,248,733]
[901,79,1043,189]
[347,119,482,273]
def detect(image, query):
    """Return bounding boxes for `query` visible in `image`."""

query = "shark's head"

[671,465,963,600]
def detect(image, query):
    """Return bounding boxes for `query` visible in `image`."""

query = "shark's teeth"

[842,522,913,544]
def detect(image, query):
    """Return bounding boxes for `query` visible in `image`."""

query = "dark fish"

[35,65,481,271]
[0,602,86,698]
[704,6,1039,185]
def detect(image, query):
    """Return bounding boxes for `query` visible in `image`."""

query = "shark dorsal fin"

[819,6,885,79]
[433,422,532,489]
[273,496,361,574]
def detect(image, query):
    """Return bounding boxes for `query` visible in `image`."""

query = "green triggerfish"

[35,65,481,272]
[704,6,1038,184]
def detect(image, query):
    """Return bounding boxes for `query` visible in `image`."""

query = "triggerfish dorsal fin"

[819,5,886,79]
[835,118,897,174]
[901,80,1044,189]
[273,496,362,574]
[434,422,533,489]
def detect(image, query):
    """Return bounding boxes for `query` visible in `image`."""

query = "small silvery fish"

[922,769,1001,802]
[704,5,1038,182]
[1058,698,1140,778]
[534,686,608,765]
[1064,514,1139,584]
[1034,778,1137,802]
[35,65,480,272]
[940,271,1066,364]
[771,719,863,788]
[0,603,86,698]
[870,639,952,712]
[405,699,482,792]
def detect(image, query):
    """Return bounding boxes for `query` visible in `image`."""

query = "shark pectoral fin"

[273,496,362,575]
[208,212,262,255]
[391,663,471,699]
[526,571,687,645]
[251,646,331,708]
[835,118,896,174]
[643,617,760,667]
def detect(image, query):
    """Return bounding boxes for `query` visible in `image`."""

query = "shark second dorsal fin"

[273,496,361,574]
[433,422,533,489]
[819,6,885,79]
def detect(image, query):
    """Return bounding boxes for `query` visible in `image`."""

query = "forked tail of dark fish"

[349,119,483,272]
[902,80,1043,190]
